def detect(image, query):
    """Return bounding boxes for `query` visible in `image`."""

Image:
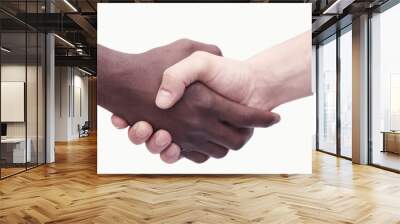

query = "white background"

[97,3,314,174]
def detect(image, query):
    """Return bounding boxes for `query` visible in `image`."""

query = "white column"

[45,1,55,163]
[352,14,369,164]
[46,33,55,163]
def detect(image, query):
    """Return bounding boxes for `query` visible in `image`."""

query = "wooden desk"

[1,138,31,163]
[382,131,400,154]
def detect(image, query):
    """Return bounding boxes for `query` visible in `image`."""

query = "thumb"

[156,51,218,109]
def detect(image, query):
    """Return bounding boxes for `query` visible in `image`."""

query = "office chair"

[79,121,90,138]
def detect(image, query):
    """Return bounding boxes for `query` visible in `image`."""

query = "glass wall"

[1,30,28,177]
[339,27,352,158]
[0,1,46,179]
[370,3,400,171]
[317,35,337,154]
[316,25,353,159]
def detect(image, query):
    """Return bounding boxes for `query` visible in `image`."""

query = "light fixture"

[322,0,355,15]
[78,67,93,76]
[63,0,78,12]
[76,48,86,55]
[1,47,11,53]
[54,34,75,48]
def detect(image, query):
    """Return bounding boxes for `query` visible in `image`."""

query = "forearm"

[245,30,312,110]
[97,45,135,109]
[97,45,157,122]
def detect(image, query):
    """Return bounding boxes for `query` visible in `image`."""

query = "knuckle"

[176,38,191,45]
[177,38,195,52]
[191,51,211,75]
[209,45,222,56]
[188,116,203,128]
[163,68,177,82]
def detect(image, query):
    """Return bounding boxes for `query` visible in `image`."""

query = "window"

[318,35,337,154]
[370,3,400,171]
[339,27,352,158]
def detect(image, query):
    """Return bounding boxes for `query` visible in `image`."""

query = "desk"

[1,138,31,163]
[382,131,400,154]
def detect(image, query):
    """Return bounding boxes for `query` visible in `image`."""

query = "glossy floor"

[0,135,400,223]
[372,150,400,171]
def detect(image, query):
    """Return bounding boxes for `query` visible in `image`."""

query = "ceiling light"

[1,47,11,53]
[63,0,78,12]
[78,67,93,76]
[54,34,75,48]
[323,0,355,15]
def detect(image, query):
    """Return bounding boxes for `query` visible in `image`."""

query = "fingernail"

[155,135,169,147]
[156,89,172,109]
[134,123,148,139]
[273,114,281,124]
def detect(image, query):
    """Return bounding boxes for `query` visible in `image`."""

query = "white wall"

[55,66,69,141]
[54,67,89,141]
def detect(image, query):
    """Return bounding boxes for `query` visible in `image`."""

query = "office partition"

[0,0,47,179]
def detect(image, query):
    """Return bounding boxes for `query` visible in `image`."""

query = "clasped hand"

[99,31,311,164]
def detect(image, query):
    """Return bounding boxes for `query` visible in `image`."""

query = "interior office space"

[314,0,400,172]
[0,0,97,179]
[0,0,400,223]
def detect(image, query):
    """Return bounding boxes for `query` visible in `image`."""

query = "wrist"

[243,58,281,111]
[244,32,312,110]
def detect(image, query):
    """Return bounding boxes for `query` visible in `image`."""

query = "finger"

[207,126,254,150]
[204,121,253,150]
[178,38,223,57]
[160,143,181,164]
[145,129,172,154]
[214,97,281,128]
[191,142,229,159]
[127,121,153,145]
[181,151,209,163]
[156,51,221,109]
[111,114,128,129]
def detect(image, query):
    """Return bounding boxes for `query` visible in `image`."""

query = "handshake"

[98,31,311,164]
